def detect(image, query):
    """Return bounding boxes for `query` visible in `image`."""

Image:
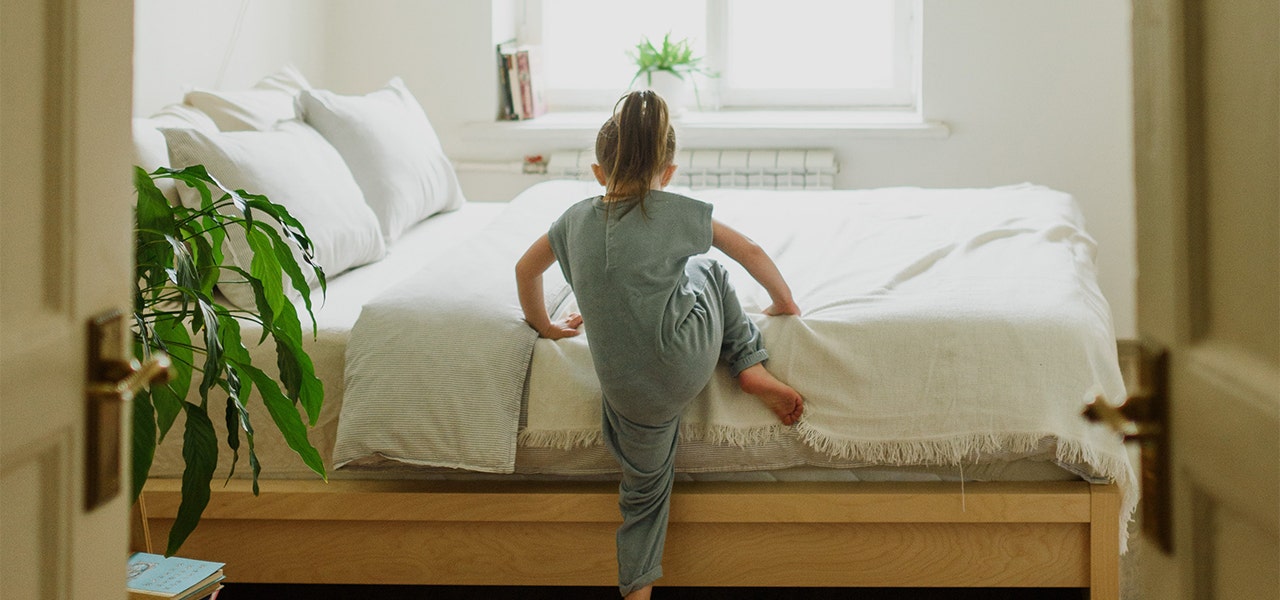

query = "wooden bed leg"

[1089,484,1121,600]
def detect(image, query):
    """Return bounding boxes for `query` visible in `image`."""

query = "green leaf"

[223,366,262,494]
[271,304,324,423]
[194,299,223,401]
[187,233,221,298]
[131,388,157,506]
[135,167,176,234]
[165,234,199,290]
[246,227,286,315]
[166,401,218,556]
[245,274,275,345]
[256,221,320,335]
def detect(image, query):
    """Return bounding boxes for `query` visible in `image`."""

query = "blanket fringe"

[517,422,786,450]
[678,422,787,447]
[794,421,1138,552]
[518,428,602,451]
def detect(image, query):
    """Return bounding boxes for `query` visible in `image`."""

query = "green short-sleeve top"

[547,190,715,400]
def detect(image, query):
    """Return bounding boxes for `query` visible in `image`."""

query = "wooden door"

[1,0,136,597]
[1132,0,1279,598]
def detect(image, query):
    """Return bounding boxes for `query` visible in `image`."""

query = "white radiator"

[545,148,839,190]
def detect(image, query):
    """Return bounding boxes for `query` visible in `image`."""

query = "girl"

[515,90,803,599]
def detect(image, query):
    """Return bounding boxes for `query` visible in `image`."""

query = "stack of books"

[496,40,547,120]
[127,552,225,600]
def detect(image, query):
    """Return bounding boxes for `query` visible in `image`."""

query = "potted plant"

[132,165,326,555]
[628,32,716,114]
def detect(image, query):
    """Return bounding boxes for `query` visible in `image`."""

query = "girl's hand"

[537,313,584,339]
[764,300,802,317]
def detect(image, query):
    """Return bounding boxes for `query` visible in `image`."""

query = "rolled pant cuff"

[729,348,770,377]
[619,565,663,597]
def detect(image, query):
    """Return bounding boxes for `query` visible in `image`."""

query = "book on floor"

[127,552,225,599]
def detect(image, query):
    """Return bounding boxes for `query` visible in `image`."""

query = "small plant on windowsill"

[628,32,717,113]
[132,165,326,555]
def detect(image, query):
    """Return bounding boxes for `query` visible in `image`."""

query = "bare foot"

[624,585,652,600]
[737,364,804,425]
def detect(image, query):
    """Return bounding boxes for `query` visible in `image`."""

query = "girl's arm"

[515,234,583,338]
[711,219,801,316]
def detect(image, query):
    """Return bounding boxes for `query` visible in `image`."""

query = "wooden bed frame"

[138,478,1120,598]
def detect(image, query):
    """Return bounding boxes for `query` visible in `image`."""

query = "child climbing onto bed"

[514,90,804,600]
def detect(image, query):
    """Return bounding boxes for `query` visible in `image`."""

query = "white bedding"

[330,181,1136,547]
[526,183,1130,468]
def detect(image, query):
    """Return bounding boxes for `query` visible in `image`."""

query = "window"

[520,0,920,112]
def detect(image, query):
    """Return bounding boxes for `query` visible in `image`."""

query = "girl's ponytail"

[596,90,677,206]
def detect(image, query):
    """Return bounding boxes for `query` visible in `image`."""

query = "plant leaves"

[166,401,218,556]
[217,311,325,479]
[132,164,330,551]
[237,360,326,479]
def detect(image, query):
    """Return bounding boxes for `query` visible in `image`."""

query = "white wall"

[131,0,1136,336]
[132,0,327,116]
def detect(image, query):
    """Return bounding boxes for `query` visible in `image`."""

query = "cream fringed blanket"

[519,182,1136,547]
[335,180,1135,546]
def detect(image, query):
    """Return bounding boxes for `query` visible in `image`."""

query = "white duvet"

[334,180,1136,544]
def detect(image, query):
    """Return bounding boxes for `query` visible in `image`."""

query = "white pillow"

[151,103,220,131]
[162,120,387,309]
[133,105,219,204]
[298,77,466,242]
[185,65,313,132]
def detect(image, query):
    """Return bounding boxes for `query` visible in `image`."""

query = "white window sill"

[462,110,950,146]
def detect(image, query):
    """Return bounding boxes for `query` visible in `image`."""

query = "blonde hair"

[595,90,677,209]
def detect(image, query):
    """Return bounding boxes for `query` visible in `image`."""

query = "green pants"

[601,257,768,596]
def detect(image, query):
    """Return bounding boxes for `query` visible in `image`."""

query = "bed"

[139,180,1134,598]
[133,70,1134,597]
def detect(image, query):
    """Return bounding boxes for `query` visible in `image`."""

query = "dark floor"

[221,584,1086,599]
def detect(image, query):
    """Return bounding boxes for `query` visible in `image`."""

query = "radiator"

[545,148,838,190]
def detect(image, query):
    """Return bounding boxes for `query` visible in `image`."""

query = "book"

[500,41,525,120]
[515,45,547,119]
[495,39,518,120]
[127,552,225,600]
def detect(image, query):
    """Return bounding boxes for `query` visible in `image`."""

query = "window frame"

[517,0,921,112]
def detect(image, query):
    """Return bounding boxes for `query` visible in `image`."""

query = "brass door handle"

[1083,340,1172,553]
[84,310,171,510]
[88,354,171,403]
[1083,393,1161,440]
[1082,341,1167,440]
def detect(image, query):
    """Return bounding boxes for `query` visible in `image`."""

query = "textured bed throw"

[332,192,571,473]
[518,182,1137,546]
[334,180,1136,546]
